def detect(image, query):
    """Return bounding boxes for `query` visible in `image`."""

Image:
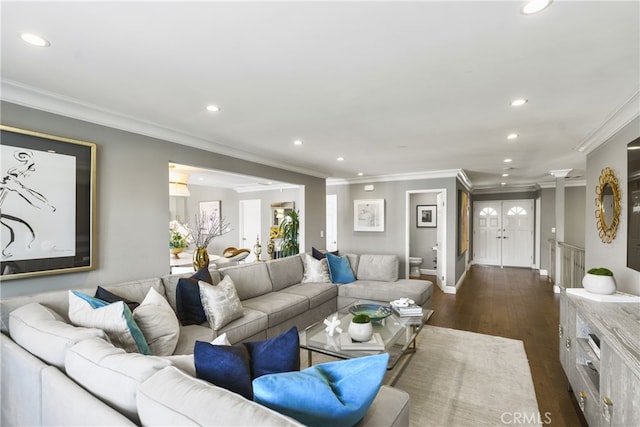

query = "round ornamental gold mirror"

[595,167,621,243]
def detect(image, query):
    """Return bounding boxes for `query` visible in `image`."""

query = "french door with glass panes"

[473,200,533,267]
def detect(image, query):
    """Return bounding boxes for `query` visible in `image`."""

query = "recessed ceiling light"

[501,182,507,186]
[511,98,528,107]
[504,158,513,163]
[206,105,220,112]
[293,140,303,146]
[521,0,552,15]
[507,133,519,140]
[20,32,50,47]
[357,172,364,176]
[337,157,344,162]
[502,173,510,177]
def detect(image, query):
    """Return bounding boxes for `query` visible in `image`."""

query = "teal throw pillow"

[326,252,356,284]
[70,291,151,355]
[252,353,389,427]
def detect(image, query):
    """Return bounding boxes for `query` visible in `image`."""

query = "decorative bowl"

[348,304,392,322]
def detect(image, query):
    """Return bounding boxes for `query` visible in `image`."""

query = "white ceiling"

[2,1,639,191]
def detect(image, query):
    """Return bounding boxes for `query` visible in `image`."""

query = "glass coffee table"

[299,301,431,370]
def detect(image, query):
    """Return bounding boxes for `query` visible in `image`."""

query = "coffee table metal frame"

[299,300,427,370]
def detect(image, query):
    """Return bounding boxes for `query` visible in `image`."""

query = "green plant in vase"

[582,267,616,295]
[278,209,299,257]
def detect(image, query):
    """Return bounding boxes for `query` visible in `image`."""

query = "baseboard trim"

[553,285,561,293]
[421,268,436,275]
[540,269,548,277]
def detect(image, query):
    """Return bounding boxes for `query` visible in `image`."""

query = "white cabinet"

[559,291,640,426]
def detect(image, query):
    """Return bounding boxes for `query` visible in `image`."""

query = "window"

[480,207,498,216]
[507,206,527,216]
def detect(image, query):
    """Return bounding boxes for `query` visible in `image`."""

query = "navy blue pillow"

[245,326,300,379]
[194,341,253,400]
[194,327,300,399]
[311,247,339,260]
[175,267,213,326]
[94,286,140,312]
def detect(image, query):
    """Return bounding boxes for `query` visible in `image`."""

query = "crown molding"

[326,169,464,186]
[538,179,587,189]
[575,90,640,155]
[472,184,540,194]
[1,79,328,180]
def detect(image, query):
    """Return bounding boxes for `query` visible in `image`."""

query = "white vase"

[348,320,373,342]
[582,273,617,295]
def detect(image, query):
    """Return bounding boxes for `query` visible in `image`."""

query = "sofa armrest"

[357,385,410,427]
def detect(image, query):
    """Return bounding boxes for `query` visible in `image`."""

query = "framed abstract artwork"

[0,125,97,280]
[198,200,222,234]
[354,199,385,232]
[416,205,437,228]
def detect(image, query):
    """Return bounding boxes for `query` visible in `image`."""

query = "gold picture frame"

[595,167,621,244]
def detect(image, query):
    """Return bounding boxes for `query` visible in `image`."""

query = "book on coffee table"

[339,332,385,350]
[391,305,423,317]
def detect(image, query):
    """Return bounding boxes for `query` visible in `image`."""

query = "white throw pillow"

[133,288,180,356]
[68,291,151,354]
[302,255,331,283]
[198,276,244,331]
[9,302,106,370]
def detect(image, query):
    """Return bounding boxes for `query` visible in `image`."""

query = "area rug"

[302,325,541,427]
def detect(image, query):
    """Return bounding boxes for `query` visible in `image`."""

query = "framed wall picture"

[417,205,437,228]
[354,199,385,232]
[0,125,97,280]
[198,200,222,234]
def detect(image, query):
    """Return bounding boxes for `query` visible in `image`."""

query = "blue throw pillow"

[70,291,151,355]
[253,353,389,427]
[194,340,253,400]
[175,267,213,326]
[311,247,339,260]
[326,252,356,284]
[94,286,140,312]
[194,327,299,399]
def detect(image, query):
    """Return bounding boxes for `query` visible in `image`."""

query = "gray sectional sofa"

[0,252,433,426]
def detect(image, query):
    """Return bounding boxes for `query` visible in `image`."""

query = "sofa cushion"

[301,254,331,283]
[266,255,304,291]
[279,282,337,308]
[219,262,273,300]
[175,267,214,326]
[242,292,308,327]
[199,276,244,331]
[339,279,433,307]
[133,288,180,356]
[65,338,170,423]
[356,254,399,282]
[326,253,356,284]
[253,353,389,427]
[173,324,215,355]
[161,269,221,313]
[8,302,106,370]
[136,366,303,427]
[101,278,166,306]
[68,291,151,355]
[218,308,269,344]
[194,327,299,400]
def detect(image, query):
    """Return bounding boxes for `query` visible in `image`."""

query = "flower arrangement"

[191,211,231,249]
[169,220,190,249]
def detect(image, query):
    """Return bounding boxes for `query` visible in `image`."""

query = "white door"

[239,199,261,262]
[436,192,446,288]
[473,200,534,267]
[502,200,534,267]
[326,194,337,251]
[473,202,502,265]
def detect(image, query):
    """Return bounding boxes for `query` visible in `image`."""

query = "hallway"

[426,265,587,426]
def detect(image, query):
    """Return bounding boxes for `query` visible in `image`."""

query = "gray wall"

[586,117,640,295]
[538,186,586,272]
[1,102,326,298]
[327,176,462,289]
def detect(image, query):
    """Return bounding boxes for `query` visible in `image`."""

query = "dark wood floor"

[424,265,587,427]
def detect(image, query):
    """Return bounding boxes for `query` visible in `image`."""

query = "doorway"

[326,194,337,251]
[473,200,534,267]
[239,199,261,262]
[406,189,447,291]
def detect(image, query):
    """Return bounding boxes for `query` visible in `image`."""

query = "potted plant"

[169,229,187,257]
[348,314,373,342]
[582,267,617,295]
[278,209,299,257]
